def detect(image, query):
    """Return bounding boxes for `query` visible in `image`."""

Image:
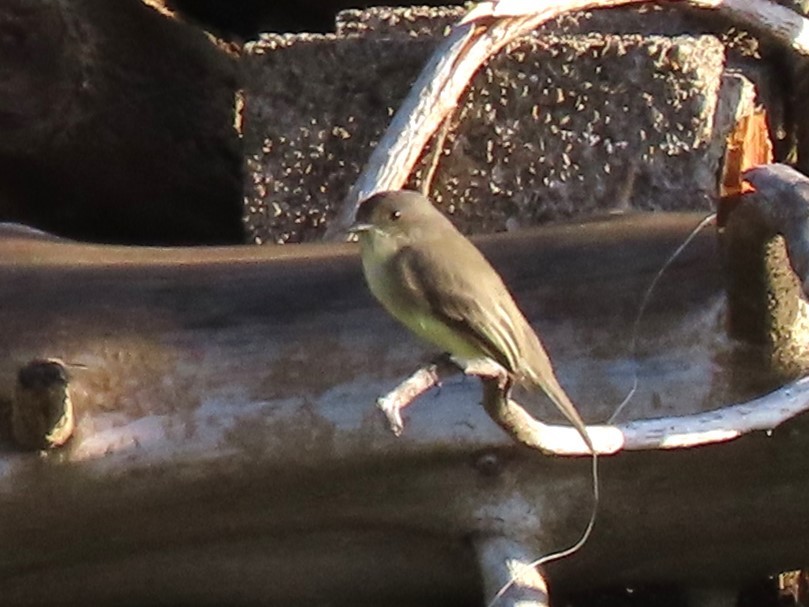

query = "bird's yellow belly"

[362,250,481,361]
[362,236,485,360]
[394,306,483,361]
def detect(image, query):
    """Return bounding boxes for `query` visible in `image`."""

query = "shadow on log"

[1,212,808,605]
[0,0,243,245]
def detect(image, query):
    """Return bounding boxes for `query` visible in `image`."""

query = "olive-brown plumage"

[351,190,591,450]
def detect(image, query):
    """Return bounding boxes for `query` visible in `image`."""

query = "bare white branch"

[509,376,809,455]
[379,362,809,456]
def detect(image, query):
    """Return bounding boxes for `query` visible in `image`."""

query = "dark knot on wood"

[11,358,74,450]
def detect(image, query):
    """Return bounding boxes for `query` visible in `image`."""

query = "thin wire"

[608,212,717,424]
[486,451,598,607]
[487,211,717,606]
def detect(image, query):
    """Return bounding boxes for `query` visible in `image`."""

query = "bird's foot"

[452,357,510,389]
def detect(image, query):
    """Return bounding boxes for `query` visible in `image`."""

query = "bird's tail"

[525,365,593,454]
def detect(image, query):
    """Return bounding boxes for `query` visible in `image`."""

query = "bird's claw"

[454,357,508,381]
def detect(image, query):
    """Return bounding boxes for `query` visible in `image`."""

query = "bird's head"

[348,190,442,241]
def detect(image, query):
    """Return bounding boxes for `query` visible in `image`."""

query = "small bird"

[349,189,592,451]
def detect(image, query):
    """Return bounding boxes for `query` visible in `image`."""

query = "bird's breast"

[360,238,483,361]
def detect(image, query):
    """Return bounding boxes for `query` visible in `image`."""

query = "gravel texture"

[242,5,771,243]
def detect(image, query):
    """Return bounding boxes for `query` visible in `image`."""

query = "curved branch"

[378,361,809,455]
[744,163,809,293]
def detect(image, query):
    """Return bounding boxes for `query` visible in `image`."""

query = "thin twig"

[376,355,459,435]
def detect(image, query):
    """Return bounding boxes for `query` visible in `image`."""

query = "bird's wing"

[392,241,527,374]
[394,240,592,450]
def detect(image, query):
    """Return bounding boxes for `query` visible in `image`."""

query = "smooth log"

[1,213,804,606]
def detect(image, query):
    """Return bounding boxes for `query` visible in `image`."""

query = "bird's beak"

[346,220,373,242]
[347,221,373,234]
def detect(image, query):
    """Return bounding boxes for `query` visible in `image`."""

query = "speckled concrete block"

[242,7,736,243]
[243,33,436,243]
[335,5,464,38]
[418,32,726,235]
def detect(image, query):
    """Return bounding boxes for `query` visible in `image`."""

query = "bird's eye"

[390,210,402,221]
